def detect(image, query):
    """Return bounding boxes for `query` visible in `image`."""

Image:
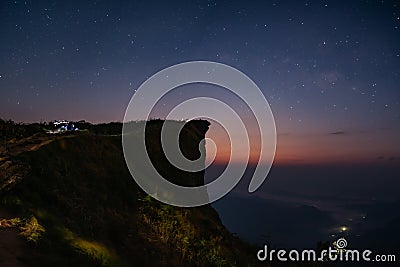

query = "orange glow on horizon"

[206,127,400,166]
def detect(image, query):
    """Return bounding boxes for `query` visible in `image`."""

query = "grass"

[137,195,250,267]
[58,226,119,266]
[0,216,45,243]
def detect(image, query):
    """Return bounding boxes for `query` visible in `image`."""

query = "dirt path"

[0,134,76,163]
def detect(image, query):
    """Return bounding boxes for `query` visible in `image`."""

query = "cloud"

[376,156,400,161]
[329,131,346,135]
[328,130,369,135]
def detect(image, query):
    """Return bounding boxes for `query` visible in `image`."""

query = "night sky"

[1,0,399,164]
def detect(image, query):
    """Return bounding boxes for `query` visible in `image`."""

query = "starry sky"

[1,0,399,164]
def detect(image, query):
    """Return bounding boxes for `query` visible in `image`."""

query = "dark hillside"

[0,120,334,267]
[0,121,260,267]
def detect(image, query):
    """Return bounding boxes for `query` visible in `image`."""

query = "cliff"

[0,120,260,267]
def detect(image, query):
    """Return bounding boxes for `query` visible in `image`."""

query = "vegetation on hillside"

[0,119,45,154]
[0,119,335,266]
[0,120,262,266]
